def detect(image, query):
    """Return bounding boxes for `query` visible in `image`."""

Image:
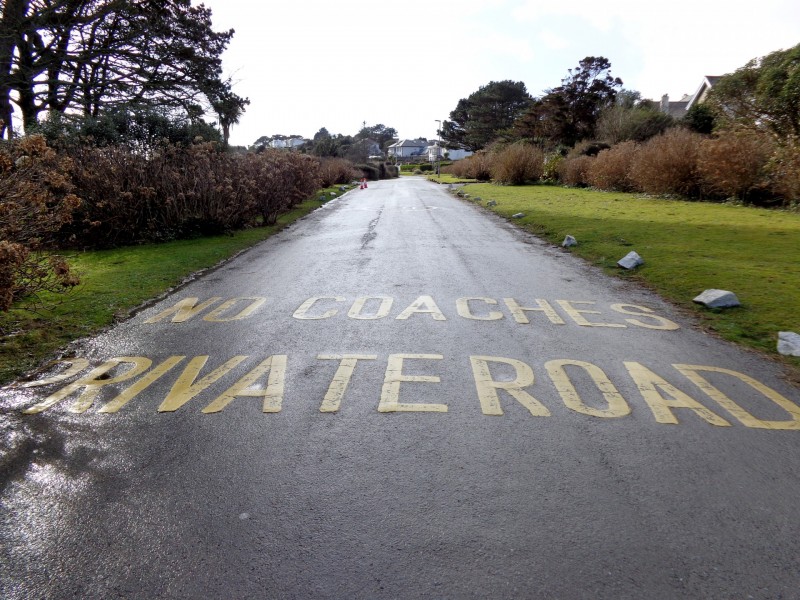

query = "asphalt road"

[2,176,800,599]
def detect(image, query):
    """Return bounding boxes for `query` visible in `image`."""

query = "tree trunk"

[0,0,30,138]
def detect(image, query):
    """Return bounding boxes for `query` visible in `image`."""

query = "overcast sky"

[198,0,800,147]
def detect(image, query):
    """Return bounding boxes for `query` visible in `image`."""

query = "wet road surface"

[2,177,800,598]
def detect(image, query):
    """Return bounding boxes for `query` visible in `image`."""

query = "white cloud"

[197,0,800,145]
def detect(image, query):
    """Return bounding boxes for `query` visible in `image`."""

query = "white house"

[425,144,473,162]
[387,139,427,159]
[271,136,307,149]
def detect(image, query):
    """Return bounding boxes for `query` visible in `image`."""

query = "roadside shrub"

[0,135,81,310]
[542,153,564,182]
[446,152,492,181]
[61,143,323,246]
[357,164,380,181]
[767,137,800,206]
[586,141,637,191]
[318,157,359,187]
[629,128,704,196]
[697,129,774,202]
[557,155,594,187]
[490,142,544,185]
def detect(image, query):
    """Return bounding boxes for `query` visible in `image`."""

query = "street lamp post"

[435,119,442,179]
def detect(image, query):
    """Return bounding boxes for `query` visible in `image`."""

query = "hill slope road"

[3,176,800,598]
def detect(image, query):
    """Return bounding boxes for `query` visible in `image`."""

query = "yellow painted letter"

[470,356,550,417]
[159,355,249,412]
[545,359,630,418]
[100,356,185,413]
[317,354,378,412]
[674,364,800,430]
[624,362,729,426]
[610,304,680,330]
[503,298,565,325]
[293,297,345,320]
[144,298,223,323]
[203,297,267,322]
[20,358,89,388]
[24,357,153,414]
[456,297,503,321]
[395,296,447,321]
[348,297,393,320]
[202,355,287,414]
[379,354,447,412]
[556,300,625,328]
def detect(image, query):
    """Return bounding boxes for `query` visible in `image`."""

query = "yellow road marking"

[317,355,378,411]
[159,355,249,412]
[470,356,550,416]
[545,359,630,418]
[23,357,153,414]
[203,297,267,322]
[378,354,447,412]
[556,300,626,328]
[202,355,287,413]
[624,362,730,426]
[456,297,504,321]
[144,298,223,323]
[675,364,800,430]
[503,298,565,325]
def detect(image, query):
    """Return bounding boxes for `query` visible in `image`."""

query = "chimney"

[661,94,670,114]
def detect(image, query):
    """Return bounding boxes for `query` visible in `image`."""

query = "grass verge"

[0,193,340,385]
[460,182,800,373]
[427,174,478,184]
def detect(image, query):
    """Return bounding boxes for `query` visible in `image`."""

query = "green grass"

[461,183,800,371]
[426,174,479,184]
[0,196,332,385]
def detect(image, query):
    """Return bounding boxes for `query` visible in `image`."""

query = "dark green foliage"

[1,0,238,139]
[709,43,800,137]
[30,106,222,151]
[357,164,380,181]
[597,102,674,143]
[515,57,622,148]
[442,80,533,151]
[683,103,716,134]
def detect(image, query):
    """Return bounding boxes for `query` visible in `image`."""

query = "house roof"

[686,75,723,110]
[389,139,426,148]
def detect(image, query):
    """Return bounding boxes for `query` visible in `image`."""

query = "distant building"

[387,139,427,159]
[660,75,723,117]
[271,136,307,149]
[425,144,473,162]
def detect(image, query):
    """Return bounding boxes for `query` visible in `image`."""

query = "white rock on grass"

[693,289,741,308]
[617,251,644,269]
[777,331,800,356]
[512,213,524,218]
[562,235,577,247]
[486,200,497,207]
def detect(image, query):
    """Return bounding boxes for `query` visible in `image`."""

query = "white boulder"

[693,289,741,308]
[618,251,644,269]
[777,331,800,356]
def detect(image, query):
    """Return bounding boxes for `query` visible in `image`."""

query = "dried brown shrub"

[697,129,774,200]
[490,142,544,185]
[63,144,322,246]
[767,137,800,205]
[318,158,359,187]
[444,152,492,181]
[586,141,637,191]
[0,135,80,310]
[557,155,594,187]
[629,128,704,196]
